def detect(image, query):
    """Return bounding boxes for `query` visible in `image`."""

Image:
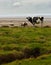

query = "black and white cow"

[26,16,44,27]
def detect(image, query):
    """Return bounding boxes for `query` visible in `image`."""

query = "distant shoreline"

[0,17,51,27]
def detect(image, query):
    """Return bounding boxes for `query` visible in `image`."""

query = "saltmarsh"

[0,27,51,65]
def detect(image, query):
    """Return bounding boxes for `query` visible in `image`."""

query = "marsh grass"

[0,27,51,65]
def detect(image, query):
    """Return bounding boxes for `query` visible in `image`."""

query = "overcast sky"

[0,0,51,17]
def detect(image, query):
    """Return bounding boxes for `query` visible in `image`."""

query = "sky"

[0,0,51,17]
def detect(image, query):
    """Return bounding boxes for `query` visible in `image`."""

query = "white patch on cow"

[36,19,40,24]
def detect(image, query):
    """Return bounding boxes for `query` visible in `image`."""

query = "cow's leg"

[33,22,35,27]
[41,21,43,28]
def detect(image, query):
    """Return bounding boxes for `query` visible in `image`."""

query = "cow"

[21,22,28,27]
[26,16,44,27]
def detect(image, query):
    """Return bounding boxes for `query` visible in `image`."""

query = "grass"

[2,54,51,65]
[0,27,51,65]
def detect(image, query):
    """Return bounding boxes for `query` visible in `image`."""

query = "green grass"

[0,27,51,65]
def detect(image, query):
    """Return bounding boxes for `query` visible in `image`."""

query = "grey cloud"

[0,0,51,16]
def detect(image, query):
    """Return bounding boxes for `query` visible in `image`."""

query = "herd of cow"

[21,16,44,27]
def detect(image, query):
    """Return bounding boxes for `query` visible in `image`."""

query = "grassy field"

[0,27,51,65]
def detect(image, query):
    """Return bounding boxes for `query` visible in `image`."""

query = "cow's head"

[39,17,44,21]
